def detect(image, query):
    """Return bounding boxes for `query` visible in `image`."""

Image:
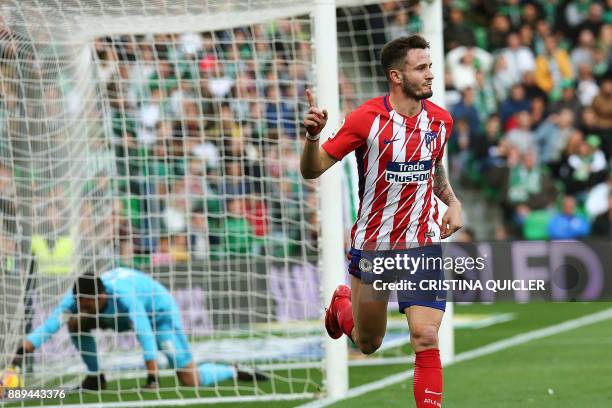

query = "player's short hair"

[73,273,105,297]
[380,35,430,80]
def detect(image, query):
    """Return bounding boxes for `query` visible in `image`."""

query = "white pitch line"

[297,307,612,408]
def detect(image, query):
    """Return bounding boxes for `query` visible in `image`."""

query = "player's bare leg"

[325,276,389,355]
[350,275,390,354]
[405,306,444,408]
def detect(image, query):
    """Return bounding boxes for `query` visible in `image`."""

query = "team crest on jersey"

[424,130,438,145]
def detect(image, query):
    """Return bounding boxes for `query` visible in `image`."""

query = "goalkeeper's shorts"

[347,244,446,313]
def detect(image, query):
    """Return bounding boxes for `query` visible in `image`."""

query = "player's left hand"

[440,201,463,239]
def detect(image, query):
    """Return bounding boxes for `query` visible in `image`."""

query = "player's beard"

[401,76,433,100]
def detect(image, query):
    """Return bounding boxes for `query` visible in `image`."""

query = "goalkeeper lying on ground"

[12,268,265,390]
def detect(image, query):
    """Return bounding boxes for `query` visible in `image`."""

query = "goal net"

[0,1,440,406]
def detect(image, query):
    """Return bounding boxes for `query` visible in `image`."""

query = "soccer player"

[300,35,462,407]
[12,268,265,390]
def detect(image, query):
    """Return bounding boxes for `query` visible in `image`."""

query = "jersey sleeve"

[321,110,368,161]
[117,291,158,362]
[27,290,77,349]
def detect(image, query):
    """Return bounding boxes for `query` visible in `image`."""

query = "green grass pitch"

[6,302,612,407]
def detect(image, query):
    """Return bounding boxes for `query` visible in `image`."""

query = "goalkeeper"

[12,268,265,390]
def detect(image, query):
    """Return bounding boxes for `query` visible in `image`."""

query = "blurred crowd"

[441,0,611,240]
[94,21,321,267]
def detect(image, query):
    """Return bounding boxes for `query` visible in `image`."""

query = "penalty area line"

[297,307,612,408]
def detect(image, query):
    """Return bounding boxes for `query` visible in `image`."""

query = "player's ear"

[388,69,402,85]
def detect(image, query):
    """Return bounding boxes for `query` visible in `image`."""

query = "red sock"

[335,297,354,340]
[413,348,443,407]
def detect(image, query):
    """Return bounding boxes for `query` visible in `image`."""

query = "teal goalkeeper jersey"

[27,268,178,362]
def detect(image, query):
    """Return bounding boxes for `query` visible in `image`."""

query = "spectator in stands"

[521,70,548,101]
[492,54,515,101]
[224,197,253,255]
[138,87,170,146]
[190,202,210,260]
[560,134,608,196]
[499,31,536,86]
[530,95,548,125]
[578,106,610,157]
[445,45,494,91]
[444,8,476,51]
[505,110,535,153]
[488,13,512,51]
[576,63,601,106]
[119,236,135,267]
[501,149,557,233]
[520,2,541,30]
[207,63,233,98]
[591,45,609,78]
[550,79,583,118]
[449,119,472,180]
[386,9,410,40]
[548,195,591,240]
[591,71,612,129]
[222,159,248,197]
[564,1,592,34]
[534,35,573,99]
[473,70,497,122]
[499,84,530,126]
[532,19,551,55]
[31,201,75,276]
[571,29,597,72]
[535,108,576,170]
[519,24,534,49]
[162,179,190,234]
[591,190,612,237]
[500,0,522,29]
[574,2,605,41]
[149,59,178,95]
[244,194,269,241]
[473,114,505,173]
[451,87,482,138]
[269,177,302,257]
[152,234,189,265]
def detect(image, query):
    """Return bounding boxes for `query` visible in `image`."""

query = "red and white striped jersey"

[322,95,453,250]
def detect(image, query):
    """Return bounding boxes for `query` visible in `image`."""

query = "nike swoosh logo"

[424,388,442,396]
[435,296,446,302]
[383,138,400,144]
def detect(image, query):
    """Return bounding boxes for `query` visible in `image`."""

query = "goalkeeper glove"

[11,347,24,368]
[145,373,159,390]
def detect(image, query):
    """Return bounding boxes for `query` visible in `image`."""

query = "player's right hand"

[303,88,328,137]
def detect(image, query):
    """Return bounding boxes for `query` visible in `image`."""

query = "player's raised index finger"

[306,88,315,108]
